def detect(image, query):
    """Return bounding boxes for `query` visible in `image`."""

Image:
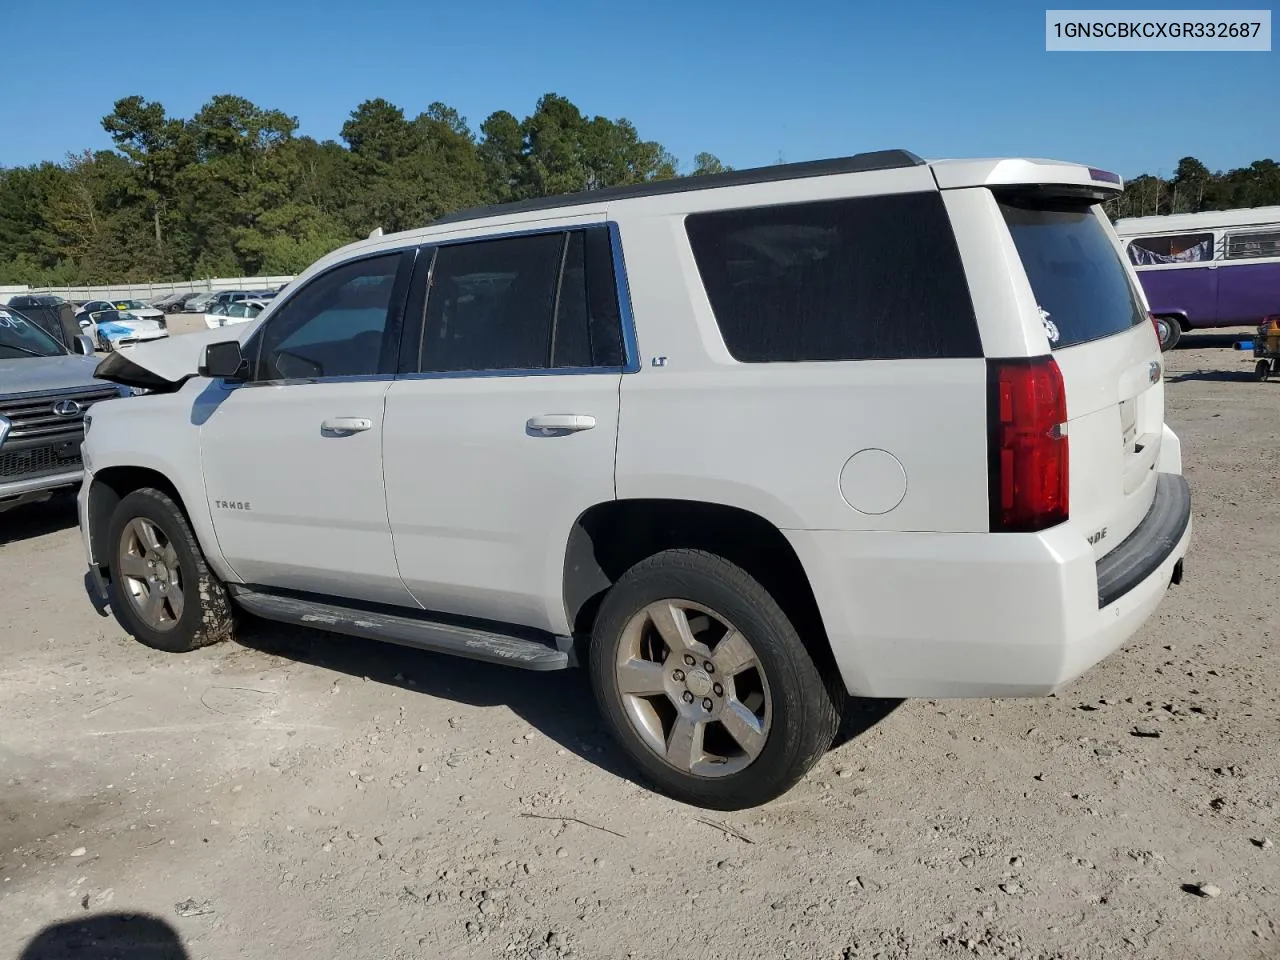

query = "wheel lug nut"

[672,669,685,682]
[682,691,694,704]
[704,661,715,674]
[683,654,696,667]
[713,683,723,696]
[702,698,713,711]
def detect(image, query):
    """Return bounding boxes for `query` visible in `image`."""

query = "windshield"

[998,198,1147,349]
[114,300,146,310]
[0,309,65,358]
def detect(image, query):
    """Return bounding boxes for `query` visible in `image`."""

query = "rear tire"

[1257,359,1271,382]
[1154,316,1181,351]
[105,488,235,653]
[589,548,844,810]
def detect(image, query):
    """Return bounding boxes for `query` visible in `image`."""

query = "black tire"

[105,487,235,653]
[589,548,845,810]
[1154,316,1182,351]
[1257,359,1271,382]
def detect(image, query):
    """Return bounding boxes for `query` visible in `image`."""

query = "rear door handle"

[321,417,373,434]
[526,414,596,434]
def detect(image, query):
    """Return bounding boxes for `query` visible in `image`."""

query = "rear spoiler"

[931,159,1125,203]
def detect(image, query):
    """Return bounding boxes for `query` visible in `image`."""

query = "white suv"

[79,150,1191,809]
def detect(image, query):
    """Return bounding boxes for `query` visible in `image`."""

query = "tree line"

[1,91,1276,286]
[0,92,730,286]
[1101,155,1280,221]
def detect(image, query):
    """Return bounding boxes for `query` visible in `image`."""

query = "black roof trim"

[430,149,925,226]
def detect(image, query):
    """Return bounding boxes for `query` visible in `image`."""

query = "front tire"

[105,488,235,653]
[589,548,844,810]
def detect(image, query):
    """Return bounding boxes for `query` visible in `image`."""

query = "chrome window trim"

[230,217,640,388]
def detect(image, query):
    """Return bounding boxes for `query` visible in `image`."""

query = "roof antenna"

[368,226,384,239]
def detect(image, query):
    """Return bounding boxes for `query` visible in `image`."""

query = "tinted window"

[1225,229,1280,260]
[1000,200,1147,350]
[685,193,980,362]
[1126,232,1214,265]
[256,252,403,380]
[0,308,63,358]
[550,229,626,368]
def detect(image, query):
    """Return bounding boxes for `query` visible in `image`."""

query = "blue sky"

[1,0,1274,177]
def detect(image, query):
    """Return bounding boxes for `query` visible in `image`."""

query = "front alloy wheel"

[117,516,185,631]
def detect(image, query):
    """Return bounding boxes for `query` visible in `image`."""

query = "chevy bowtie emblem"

[52,399,82,417]
[1149,361,1162,384]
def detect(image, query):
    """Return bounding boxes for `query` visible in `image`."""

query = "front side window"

[1225,229,1280,260]
[1126,232,1214,266]
[255,252,404,381]
[418,227,625,373]
[686,192,981,362]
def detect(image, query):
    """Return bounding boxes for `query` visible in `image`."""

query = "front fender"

[81,382,235,584]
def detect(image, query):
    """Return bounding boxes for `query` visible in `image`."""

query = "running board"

[227,586,571,671]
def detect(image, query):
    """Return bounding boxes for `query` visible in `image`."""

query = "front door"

[383,226,627,634]
[199,248,420,608]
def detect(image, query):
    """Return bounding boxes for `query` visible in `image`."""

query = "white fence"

[1,276,296,304]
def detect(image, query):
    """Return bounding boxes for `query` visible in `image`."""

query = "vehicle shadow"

[0,493,79,546]
[18,912,188,959]
[1166,369,1265,384]
[234,619,901,789]
[1176,330,1256,350]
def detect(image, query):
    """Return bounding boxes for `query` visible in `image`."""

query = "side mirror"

[78,318,91,329]
[73,334,96,356]
[199,341,250,381]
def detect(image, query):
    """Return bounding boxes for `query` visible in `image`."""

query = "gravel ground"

[1,329,1276,960]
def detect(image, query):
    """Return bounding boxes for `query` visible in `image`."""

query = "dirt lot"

[1,330,1277,960]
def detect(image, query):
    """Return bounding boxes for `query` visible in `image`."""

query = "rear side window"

[419,228,625,373]
[1000,200,1147,350]
[1225,229,1280,260]
[684,193,980,362]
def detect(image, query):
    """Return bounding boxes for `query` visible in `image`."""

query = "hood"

[0,353,111,397]
[93,324,249,392]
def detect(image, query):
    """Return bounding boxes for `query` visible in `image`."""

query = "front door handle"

[321,417,373,434]
[526,414,596,434]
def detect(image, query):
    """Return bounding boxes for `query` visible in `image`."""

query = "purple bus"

[1115,205,1280,350]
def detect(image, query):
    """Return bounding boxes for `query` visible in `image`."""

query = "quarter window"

[419,228,625,373]
[1225,229,1280,260]
[1126,232,1214,265]
[685,193,981,362]
[255,252,404,381]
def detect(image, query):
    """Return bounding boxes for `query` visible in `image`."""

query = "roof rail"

[431,149,925,226]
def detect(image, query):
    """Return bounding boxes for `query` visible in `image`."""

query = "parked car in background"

[1115,205,1280,350]
[184,292,218,313]
[0,305,125,513]
[149,292,198,312]
[79,310,169,352]
[76,299,167,328]
[204,298,268,329]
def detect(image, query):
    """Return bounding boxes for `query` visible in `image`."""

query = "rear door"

[997,195,1164,558]
[382,225,626,634]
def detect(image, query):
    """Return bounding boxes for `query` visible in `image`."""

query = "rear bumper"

[788,471,1192,699]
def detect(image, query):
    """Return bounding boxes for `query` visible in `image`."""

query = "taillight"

[988,356,1069,532]
[1149,312,1162,344]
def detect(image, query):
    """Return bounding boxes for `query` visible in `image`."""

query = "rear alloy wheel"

[1154,316,1181,351]
[590,548,844,809]
[106,488,235,653]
